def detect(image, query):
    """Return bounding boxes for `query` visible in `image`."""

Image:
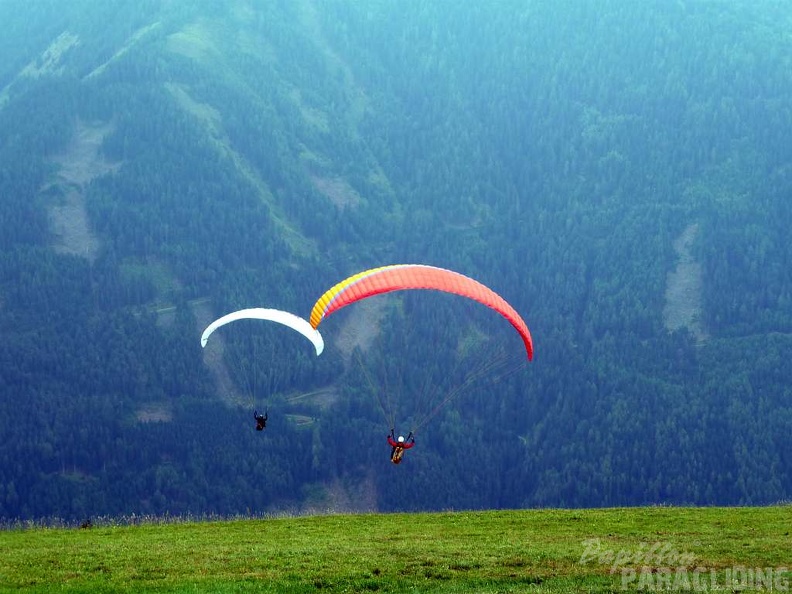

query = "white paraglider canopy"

[201,308,324,356]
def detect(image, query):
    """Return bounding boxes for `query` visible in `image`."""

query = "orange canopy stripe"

[309,264,533,360]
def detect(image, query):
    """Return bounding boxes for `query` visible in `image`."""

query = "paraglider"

[200,308,324,431]
[387,429,415,464]
[254,409,268,431]
[310,264,533,460]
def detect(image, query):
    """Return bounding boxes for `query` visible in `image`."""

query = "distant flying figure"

[254,410,268,431]
[387,429,415,464]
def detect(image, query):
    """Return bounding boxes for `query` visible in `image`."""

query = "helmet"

[398,435,405,443]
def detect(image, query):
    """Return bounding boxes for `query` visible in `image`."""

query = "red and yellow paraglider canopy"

[309,264,533,360]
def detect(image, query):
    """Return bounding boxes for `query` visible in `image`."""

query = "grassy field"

[0,506,789,593]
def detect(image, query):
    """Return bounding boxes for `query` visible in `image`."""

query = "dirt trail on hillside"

[47,120,120,262]
[334,298,387,362]
[663,223,707,342]
[192,300,246,408]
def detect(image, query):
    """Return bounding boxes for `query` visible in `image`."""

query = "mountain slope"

[1,0,791,520]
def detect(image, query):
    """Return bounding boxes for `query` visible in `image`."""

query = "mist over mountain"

[1,0,791,521]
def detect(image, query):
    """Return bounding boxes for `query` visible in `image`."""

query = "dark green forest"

[1,0,791,521]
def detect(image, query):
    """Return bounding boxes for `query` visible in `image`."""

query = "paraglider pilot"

[387,428,415,464]
[254,409,268,431]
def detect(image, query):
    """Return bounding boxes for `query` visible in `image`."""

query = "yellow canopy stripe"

[309,265,401,329]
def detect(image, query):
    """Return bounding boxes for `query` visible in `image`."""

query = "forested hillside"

[1,0,791,521]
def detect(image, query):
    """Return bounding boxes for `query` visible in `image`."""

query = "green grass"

[1,507,789,593]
